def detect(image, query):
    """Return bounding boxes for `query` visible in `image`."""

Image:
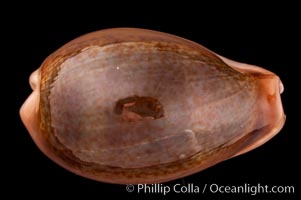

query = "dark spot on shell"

[114,95,164,121]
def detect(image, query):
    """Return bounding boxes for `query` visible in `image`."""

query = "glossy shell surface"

[20,28,285,184]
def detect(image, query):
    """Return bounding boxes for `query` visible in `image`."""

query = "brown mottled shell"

[20,28,285,184]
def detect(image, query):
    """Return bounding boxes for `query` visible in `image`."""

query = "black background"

[12,3,297,199]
